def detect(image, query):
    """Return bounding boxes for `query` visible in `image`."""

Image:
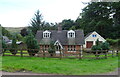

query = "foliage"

[16,34,23,41]
[101,42,110,50]
[91,45,101,50]
[0,25,12,39]
[28,10,45,35]
[25,31,39,56]
[78,2,120,39]
[10,35,17,55]
[2,40,7,51]
[61,19,75,30]
[48,41,55,56]
[106,38,118,46]
[20,28,28,37]
[92,39,101,50]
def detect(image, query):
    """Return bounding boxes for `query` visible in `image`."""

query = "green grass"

[4,51,29,56]
[2,56,118,75]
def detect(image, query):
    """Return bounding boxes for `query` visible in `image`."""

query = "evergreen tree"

[28,10,45,35]
[25,31,39,56]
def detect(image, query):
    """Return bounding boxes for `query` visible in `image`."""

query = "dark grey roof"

[84,32,93,39]
[35,30,84,45]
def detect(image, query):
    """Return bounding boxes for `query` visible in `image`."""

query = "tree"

[61,19,75,30]
[1,25,12,39]
[28,10,45,35]
[20,28,28,37]
[25,31,39,56]
[48,41,55,57]
[2,40,7,52]
[101,42,110,50]
[16,34,23,41]
[10,35,17,55]
[78,2,120,39]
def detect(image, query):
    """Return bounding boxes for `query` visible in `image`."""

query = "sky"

[0,0,90,27]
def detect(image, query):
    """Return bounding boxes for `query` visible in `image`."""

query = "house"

[84,31,106,48]
[2,36,10,43]
[35,25,84,53]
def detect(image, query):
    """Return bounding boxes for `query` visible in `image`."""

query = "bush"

[25,32,39,56]
[10,35,17,55]
[91,45,101,50]
[48,41,55,56]
[2,40,7,52]
[106,38,118,46]
[101,42,110,50]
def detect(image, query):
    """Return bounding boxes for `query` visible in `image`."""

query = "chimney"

[58,23,62,32]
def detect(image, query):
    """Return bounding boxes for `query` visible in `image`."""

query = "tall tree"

[61,19,75,30]
[78,2,120,39]
[28,10,44,35]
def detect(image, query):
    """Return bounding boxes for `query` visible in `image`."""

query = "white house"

[84,31,106,48]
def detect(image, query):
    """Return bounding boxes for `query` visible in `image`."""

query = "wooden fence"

[2,48,119,59]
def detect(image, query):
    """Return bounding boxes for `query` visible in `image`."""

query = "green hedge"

[106,38,119,46]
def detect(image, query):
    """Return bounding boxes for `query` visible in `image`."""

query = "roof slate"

[35,30,84,45]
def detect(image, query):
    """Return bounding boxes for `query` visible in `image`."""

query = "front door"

[86,41,93,48]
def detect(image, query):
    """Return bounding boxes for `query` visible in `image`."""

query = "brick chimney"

[58,23,62,32]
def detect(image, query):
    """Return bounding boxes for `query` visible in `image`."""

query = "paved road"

[1,68,120,75]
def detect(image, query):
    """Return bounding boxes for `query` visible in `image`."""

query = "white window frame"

[67,30,75,38]
[43,30,51,38]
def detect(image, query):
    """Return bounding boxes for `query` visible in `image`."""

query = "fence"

[2,48,119,59]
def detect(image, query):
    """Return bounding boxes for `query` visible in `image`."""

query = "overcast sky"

[0,0,90,27]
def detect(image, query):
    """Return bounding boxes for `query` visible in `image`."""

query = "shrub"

[2,40,7,52]
[101,42,110,50]
[10,35,17,55]
[48,41,55,56]
[91,45,101,50]
[106,38,118,46]
[25,31,39,56]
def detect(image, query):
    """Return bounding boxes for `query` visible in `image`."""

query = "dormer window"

[67,30,75,38]
[43,30,51,38]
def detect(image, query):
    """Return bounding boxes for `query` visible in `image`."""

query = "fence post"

[60,49,62,60]
[116,50,118,56]
[79,50,82,60]
[20,49,23,57]
[96,51,98,59]
[2,49,5,56]
[43,50,45,59]
[105,50,107,59]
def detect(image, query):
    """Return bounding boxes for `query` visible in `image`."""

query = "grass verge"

[2,56,118,75]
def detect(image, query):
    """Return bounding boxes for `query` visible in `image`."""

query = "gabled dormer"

[43,30,51,38]
[67,30,75,38]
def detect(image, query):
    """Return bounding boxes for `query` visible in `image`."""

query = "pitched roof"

[35,30,84,45]
[84,31,95,39]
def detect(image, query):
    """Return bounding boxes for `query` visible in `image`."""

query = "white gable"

[54,40,63,49]
[85,31,106,42]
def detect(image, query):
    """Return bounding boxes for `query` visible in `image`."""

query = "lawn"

[2,56,118,75]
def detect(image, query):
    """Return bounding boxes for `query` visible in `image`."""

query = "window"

[92,34,97,37]
[67,30,75,38]
[43,30,51,38]
[68,45,76,52]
